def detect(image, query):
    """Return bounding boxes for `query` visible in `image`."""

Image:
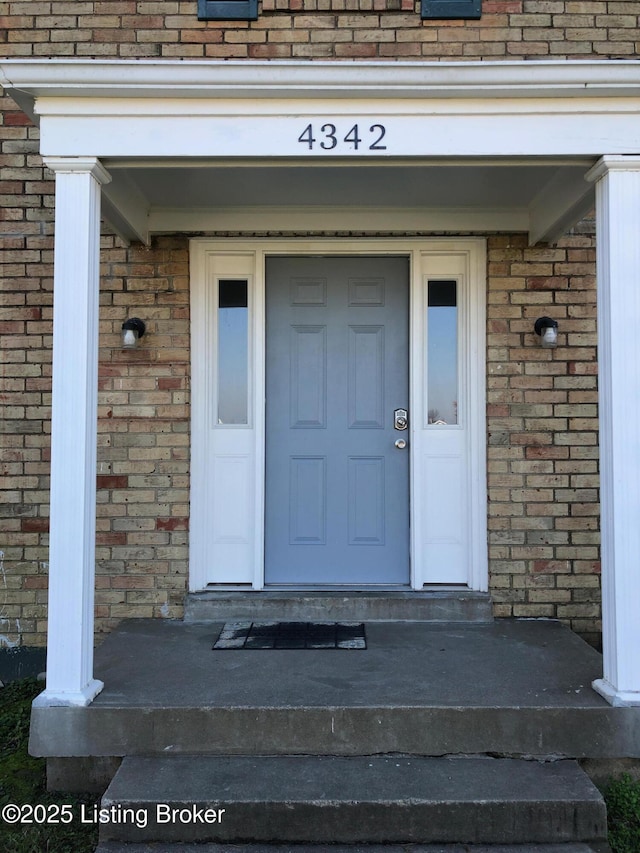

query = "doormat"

[212,621,367,650]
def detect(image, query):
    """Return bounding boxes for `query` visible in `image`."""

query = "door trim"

[189,238,487,592]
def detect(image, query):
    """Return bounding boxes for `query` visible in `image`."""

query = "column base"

[32,678,104,708]
[592,677,640,707]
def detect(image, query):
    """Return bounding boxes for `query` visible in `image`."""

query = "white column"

[33,158,111,708]
[587,156,640,707]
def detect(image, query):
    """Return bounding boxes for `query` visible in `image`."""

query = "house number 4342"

[297,123,387,151]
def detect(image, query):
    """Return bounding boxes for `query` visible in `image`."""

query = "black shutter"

[421,0,481,19]
[198,0,258,20]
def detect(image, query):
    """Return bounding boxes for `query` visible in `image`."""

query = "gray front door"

[265,256,410,586]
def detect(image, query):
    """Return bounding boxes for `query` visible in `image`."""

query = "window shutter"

[198,0,258,20]
[421,0,481,19]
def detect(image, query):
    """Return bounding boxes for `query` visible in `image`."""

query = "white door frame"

[190,237,487,592]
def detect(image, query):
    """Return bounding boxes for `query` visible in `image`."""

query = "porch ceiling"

[101,158,596,246]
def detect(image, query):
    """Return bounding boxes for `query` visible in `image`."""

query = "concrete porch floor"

[97,618,604,707]
[30,618,640,763]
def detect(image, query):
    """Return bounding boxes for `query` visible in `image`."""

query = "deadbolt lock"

[394,408,408,431]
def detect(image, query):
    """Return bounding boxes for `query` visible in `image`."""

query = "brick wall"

[0,95,52,648]
[0,1,638,60]
[486,228,601,647]
[95,235,190,637]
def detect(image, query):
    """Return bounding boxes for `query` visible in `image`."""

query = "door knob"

[395,439,407,450]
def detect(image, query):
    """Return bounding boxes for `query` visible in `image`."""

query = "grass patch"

[0,678,98,853]
[605,772,640,853]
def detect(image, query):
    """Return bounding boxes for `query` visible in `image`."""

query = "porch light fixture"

[534,317,558,349]
[121,318,146,349]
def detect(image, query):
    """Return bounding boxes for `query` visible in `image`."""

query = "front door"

[265,256,410,586]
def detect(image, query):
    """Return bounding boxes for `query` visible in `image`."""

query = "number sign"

[297,123,387,153]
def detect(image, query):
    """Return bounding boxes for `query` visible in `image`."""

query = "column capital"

[586,155,640,184]
[43,156,111,186]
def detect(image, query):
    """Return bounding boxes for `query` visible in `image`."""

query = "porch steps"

[184,590,494,623]
[98,755,607,846]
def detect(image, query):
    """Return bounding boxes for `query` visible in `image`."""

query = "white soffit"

[98,159,594,246]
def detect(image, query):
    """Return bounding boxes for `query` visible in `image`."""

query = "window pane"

[217,280,248,425]
[427,280,458,425]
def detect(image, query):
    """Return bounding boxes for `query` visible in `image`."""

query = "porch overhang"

[3,59,640,245]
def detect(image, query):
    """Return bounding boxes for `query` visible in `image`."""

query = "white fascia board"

[3,59,640,102]
[34,105,640,159]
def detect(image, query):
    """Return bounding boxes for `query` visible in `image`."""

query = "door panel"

[265,256,409,586]
[348,325,385,428]
[290,325,326,428]
[289,456,326,545]
[348,456,385,545]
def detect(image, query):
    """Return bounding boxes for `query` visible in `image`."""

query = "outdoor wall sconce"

[534,317,558,349]
[121,318,146,350]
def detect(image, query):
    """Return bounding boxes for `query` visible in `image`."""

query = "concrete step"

[35,699,639,762]
[184,590,494,623]
[99,755,606,845]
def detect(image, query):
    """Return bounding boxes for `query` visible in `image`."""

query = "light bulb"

[541,326,557,348]
[122,328,137,349]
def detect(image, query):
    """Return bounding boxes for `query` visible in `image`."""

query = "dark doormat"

[212,621,367,650]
